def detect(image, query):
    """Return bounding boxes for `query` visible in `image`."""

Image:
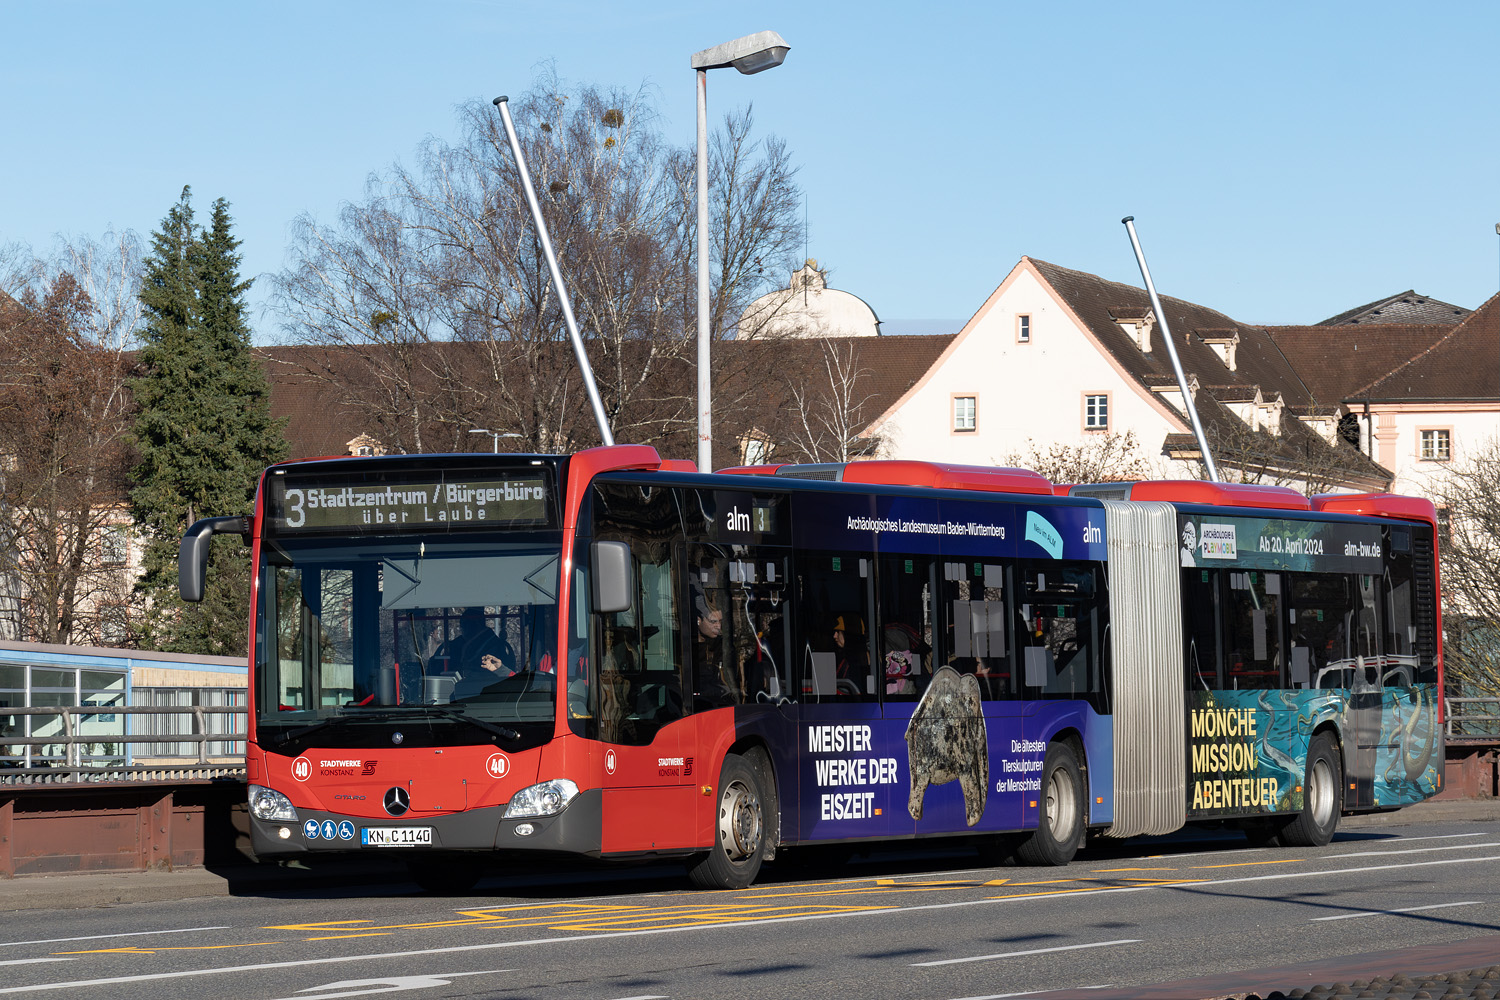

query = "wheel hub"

[720,780,762,861]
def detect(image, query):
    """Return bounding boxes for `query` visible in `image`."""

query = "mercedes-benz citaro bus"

[178,445,1443,892]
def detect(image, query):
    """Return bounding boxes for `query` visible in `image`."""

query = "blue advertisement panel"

[1186,686,1440,818]
[789,678,1114,841]
[792,492,1108,562]
[1177,514,1383,574]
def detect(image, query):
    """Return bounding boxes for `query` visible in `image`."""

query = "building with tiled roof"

[254,259,1482,502]
[1339,293,1500,493]
[859,257,1394,492]
[1317,290,1470,326]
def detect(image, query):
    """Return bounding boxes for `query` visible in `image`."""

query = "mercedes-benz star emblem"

[391,731,404,745]
[383,786,410,816]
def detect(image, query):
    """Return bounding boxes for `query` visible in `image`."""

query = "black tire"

[689,753,767,889]
[1281,731,1343,847]
[407,858,482,894]
[1015,742,1086,866]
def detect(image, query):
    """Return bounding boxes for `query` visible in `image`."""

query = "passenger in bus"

[832,614,869,695]
[692,595,737,709]
[883,622,929,695]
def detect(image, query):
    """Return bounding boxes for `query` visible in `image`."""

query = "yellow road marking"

[986,886,1104,899]
[305,933,393,941]
[1189,859,1300,869]
[1091,867,1175,873]
[55,943,280,956]
[264,920,370,930]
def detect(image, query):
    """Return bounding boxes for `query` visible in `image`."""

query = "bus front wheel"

[1281,731,1343,847]
[689,753,766,889]
[1016,742,1085,866]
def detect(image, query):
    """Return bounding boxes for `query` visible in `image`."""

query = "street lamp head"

[691,31,790,75]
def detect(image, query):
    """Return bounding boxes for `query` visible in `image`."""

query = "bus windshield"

[255,533,563,752]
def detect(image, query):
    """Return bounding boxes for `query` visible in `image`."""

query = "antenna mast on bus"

[493,96,615,447]
[1122,216,1220,482]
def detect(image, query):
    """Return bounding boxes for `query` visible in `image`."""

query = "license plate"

[361,826,433,847]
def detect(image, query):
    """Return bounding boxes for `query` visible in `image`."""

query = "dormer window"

[1110,307,1155,353]
[1197,329,1240,371]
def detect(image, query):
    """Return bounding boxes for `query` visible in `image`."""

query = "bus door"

[589,482,697,853]
[792,545,891,843]
[1017,558,1109,831]
[935,551,1022,836]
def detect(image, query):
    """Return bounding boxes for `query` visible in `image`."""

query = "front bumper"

[250,787,603,859]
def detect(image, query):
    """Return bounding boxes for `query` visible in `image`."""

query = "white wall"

[869,261,1185,470]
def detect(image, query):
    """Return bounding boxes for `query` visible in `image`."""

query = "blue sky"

[4,1,1498,338]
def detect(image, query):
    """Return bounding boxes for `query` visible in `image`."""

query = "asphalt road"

[1,802,1498,1000]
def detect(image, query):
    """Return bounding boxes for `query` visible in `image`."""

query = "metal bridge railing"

[1446,697,1500,740]
[0,705,247,785]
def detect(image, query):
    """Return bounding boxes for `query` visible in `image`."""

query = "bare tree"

[0,266,136,645]
[1002,431,1155,484]
[1427,436,1500,701]
[273,72,802,460]
[779,340,879,463]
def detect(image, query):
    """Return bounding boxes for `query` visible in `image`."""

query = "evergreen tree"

[131,188,288,655]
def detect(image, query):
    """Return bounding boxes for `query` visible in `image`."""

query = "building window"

[953,396,977,432]
[1017,314,1031,343]
[1084,394,1109,430]
[101,525,128,565]
[1419,429,1451,461]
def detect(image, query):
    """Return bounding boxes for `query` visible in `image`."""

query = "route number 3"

[284,488,306,528]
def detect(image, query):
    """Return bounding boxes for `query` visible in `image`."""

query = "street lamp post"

[692,30,790,474]
[468,428,521,453]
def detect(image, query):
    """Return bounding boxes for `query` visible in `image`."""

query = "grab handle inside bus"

[591,541,633,614]
[179,516,251,602]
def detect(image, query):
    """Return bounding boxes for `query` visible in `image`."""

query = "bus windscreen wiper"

[280,710,405,744]
[412,706,521,743]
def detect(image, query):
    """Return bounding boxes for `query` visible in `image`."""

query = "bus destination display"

[269,475,550,532]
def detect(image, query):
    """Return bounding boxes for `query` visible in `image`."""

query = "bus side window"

[876,554,936,702]
[794,551,876,702]
[1381,526,1420,687]
[1182,568,1222,690]
[1288,572,1356,689]
[942,560,1012,700]
[1016,560,1105,703]
[1223,571,1283,690]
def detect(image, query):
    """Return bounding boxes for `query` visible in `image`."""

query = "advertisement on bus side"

[793,493,1108,562]
[1185,687,1441,819]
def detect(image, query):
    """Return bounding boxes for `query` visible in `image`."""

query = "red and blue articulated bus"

[179,445,1443,891]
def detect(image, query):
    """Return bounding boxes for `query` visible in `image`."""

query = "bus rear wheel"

[689,753,766,889]
[1016,742,1085,866]
[1281,731,1343,847]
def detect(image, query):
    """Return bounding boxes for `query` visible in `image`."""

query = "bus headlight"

[503,778,579,819]
[249,784,298,822]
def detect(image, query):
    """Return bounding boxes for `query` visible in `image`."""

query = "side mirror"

[178,516,251,602]
[591,540,633,614]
